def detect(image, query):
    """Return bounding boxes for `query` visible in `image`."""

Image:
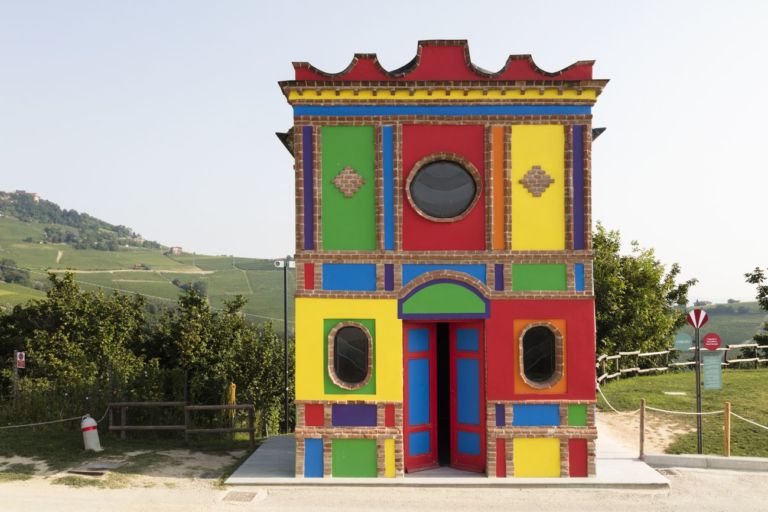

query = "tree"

[0,273,149,421]
[593,224,697,355]
[745,268,768,353]
[0,258,30,285]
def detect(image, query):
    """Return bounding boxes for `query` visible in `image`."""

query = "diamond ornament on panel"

[519,165,555,197]
[332,166,366,198]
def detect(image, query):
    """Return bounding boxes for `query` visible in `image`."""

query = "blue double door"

[403,321,485,473]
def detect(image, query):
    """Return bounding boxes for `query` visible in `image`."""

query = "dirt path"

[597,410,693,454]
[55,250,63,264]
[46,268,215,275]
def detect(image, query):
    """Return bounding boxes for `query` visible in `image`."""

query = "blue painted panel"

[575,263,585,292]
[457,359,480,425]
[408,359,430,426]
[402,264,486,285]
[512,404,561,427]
[322,264,377,291]
[409,431,430,456]
[294,105,592,117]
[304,438,323,477]
[383,126,394,250]
[407,329,430,353]
[457,431,481,455]
[456,328,479,352]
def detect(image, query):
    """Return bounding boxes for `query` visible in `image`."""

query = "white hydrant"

[81,414,103,452]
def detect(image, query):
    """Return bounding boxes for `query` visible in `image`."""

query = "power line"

[0,262,295,325]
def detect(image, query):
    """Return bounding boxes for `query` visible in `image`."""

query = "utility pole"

[274,256,294,434]
[283,255,289,434]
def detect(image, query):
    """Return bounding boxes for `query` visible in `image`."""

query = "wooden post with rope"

[724,401,731,457]
[639,398,646,460]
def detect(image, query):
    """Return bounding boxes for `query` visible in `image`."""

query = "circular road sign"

[687,309,709,329]
[702,332,722,351]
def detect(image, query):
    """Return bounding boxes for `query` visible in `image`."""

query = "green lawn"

[598,369,768,456]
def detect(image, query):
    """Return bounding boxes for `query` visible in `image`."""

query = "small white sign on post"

[15,351,25,369]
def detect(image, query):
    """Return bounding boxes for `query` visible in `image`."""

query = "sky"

[1,0,766,303]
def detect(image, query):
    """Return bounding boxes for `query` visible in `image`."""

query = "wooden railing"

[596,342,768,383]
[108,401,255,446]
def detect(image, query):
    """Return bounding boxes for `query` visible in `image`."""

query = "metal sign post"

[687,309,709,454]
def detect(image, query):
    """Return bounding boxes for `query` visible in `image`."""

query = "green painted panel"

[512,264,567,291]
[402,283,486,315]
[323,318,376,395]
[568,404,588,427]
[321,126,376,250]
[331,439,378,477]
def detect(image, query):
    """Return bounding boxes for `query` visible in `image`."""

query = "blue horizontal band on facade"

[402,264,487,285]
[322,263,377,291]
[294,105,592,117]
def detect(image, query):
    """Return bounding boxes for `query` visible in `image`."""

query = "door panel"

[403,323,438,472]
[450,323,485,472]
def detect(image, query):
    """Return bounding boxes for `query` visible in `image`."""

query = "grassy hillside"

[0,216,295,330]
[676,301,766,346]
[599,369,768,457]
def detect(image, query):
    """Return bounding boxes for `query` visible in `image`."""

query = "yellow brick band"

[288,88,598,102]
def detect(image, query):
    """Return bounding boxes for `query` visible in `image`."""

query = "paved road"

[2,468,766,512]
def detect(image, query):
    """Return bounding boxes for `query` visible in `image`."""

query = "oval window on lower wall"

[328,322,373,390]
[519,323,564,389]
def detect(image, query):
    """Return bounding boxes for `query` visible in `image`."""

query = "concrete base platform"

[226,431,669,488]
[646,453,768,472]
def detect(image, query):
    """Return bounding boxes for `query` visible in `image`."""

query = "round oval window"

[409,160,477,219]
[333,325,370,386]
[522,326,556,384]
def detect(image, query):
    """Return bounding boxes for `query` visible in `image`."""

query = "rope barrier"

[731,412,768,431]
[0,407,110,431]
[646,406,724,416]
[596,382,640,415]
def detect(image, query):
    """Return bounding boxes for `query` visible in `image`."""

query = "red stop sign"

[702,332,721,351]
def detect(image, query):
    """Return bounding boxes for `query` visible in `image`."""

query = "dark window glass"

[522,326,556,383]
[409,160,476,219]
[334,326,369,385]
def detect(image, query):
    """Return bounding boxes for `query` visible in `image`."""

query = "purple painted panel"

[495,403,505,427]
[494,264,504,291]
[302,126,314,250]
[384,264,394,291]
[331,404,377,427]
[572,125,585,250]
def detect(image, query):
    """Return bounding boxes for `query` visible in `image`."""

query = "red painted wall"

[485,299,596,400]
[402,124,486,250]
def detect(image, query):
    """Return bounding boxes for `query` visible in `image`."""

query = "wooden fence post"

[120,406,127,440]
[724,401,731,457]
[639,398,646,460]
[184,407,190,443]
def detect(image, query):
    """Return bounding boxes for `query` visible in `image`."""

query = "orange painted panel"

[512,318,567,395]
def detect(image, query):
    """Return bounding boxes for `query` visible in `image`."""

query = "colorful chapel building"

[279,41,607,478]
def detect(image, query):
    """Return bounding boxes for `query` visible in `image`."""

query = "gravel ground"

[1,467,766,512]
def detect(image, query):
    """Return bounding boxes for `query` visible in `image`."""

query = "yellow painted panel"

[513,438,561,477]
[288,89,597,102]
[513,319,567,395]
[510,125,565,250]
[384,438,395,478]
[295,297,402,401]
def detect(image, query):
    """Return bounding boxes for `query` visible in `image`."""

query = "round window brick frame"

[327,321,374,391]
[518,322,564,390]
[405,152,482,223]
